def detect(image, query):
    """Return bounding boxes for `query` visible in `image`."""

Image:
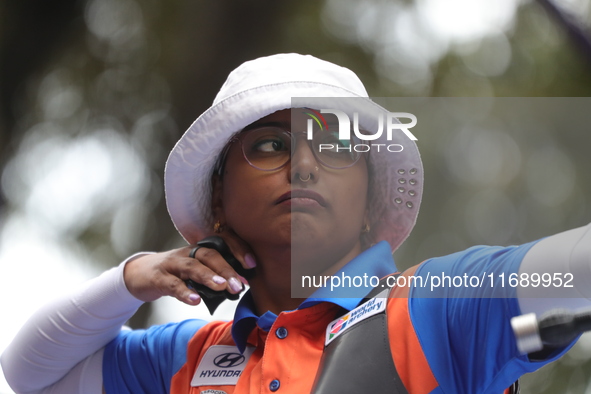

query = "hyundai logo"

[213,352,246,368]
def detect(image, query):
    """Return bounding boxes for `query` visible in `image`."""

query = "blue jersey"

[103,241,574,393]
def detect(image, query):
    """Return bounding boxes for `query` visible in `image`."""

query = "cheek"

[222,177,258,238]
[221,163,286,234]
[342,165,369,214]
[345,177,368,222]
[323,166,369,233]
[222,169,259,218]
[220,151,252,220]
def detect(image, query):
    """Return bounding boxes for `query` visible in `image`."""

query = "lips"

[276,189,327,207]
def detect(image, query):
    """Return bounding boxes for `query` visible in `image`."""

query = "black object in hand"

[185,236,254,314]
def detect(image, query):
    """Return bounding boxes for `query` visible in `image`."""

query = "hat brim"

[164,81,423,251]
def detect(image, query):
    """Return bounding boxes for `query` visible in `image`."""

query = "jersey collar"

[231,241,397,352]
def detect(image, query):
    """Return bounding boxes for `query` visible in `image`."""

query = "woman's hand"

[123,232,256,305]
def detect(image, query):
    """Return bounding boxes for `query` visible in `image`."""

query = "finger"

[220,230,257,270]
[188,247,244,294]
[157,272,202,306]
[178,254,232,290]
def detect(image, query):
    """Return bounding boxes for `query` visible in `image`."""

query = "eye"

[317,131,351,148]
[252,138,287,153]
[313,129,360,165]
[242,127,291,158]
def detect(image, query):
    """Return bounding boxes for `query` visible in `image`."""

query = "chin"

[290,215,321,239]
[290,229,322,249]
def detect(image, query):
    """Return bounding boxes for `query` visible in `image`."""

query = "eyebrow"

[242,121,291,132]
[241,119,341,133]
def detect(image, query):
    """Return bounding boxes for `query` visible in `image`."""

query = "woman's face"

[214,108,369,275]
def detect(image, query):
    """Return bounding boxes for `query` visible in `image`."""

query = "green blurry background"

[1,0,590,392]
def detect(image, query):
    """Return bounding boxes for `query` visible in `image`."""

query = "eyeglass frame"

[214,125,368,176]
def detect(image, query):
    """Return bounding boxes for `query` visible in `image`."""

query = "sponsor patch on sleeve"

[191,345,255,387]
[325,289,389,346]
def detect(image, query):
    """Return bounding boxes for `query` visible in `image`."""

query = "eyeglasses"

[217,126,364,173]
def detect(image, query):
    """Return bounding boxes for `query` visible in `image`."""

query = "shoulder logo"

[325,289,389,346]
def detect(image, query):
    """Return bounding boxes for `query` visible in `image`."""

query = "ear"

[360,207,372,250]
[211,173,225,222]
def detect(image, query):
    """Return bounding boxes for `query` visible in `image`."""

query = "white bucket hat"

[164,53,423,251]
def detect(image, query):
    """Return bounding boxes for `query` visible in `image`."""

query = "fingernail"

[212,275,226,285]
[189,293,201,302]
[244,253,257,268]
[238,275,249,285]
[229,277,243,293]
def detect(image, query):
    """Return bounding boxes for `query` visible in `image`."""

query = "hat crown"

[166,53,422,252]
[213,53,369,105]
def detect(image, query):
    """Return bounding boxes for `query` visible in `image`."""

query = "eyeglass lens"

[240,127,361,170]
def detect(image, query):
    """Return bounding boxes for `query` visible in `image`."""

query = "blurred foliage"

[1,0,591,393]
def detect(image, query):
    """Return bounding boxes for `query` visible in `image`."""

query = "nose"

[290,134,319,184]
